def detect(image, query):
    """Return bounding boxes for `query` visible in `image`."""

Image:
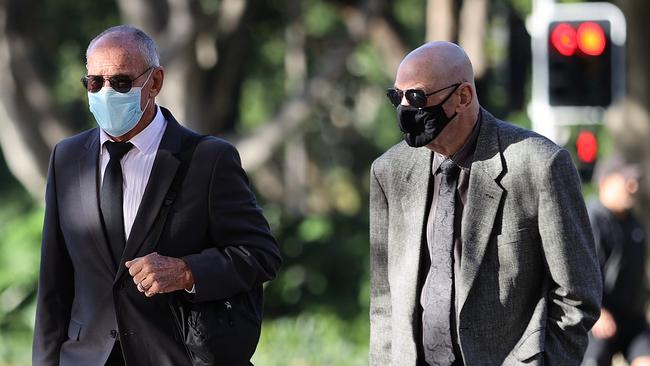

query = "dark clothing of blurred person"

[583,156,650,366]
[32,25,281,366]
[369,41,601,366]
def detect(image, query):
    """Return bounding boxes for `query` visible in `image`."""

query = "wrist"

[179,258,194,291]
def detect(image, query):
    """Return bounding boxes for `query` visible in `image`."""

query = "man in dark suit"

[369,41,601,365]
[32,25,281,365]
[583,156,650,366]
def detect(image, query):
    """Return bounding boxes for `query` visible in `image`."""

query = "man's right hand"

[592,308,617,339]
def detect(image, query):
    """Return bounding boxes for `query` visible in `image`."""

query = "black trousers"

[105,341,125,366]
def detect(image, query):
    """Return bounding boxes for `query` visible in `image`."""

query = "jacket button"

[110,330,118,338]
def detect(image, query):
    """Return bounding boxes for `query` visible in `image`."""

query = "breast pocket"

[496,227,537,270]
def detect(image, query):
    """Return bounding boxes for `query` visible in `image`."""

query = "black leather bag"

[150,134,262,365]
[168,291,262,366]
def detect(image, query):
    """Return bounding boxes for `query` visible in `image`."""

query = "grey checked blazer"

[369,110,601,365]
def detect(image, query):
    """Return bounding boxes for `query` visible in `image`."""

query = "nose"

[401,94,409,106]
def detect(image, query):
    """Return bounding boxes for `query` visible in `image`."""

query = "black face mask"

[396,85,459,147]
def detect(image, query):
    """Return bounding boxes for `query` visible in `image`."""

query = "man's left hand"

[125,252,194,297]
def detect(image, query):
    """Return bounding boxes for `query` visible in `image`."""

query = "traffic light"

[548,20,612,106]
[573,128,599,181]
[529,2,625,162]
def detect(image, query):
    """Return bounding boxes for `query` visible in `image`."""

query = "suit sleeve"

[181,142,281,302]
[537,148,602,365]
[369,161,392,365]
[32,144,75,366]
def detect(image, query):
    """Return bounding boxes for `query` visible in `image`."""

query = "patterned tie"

[100,141,133,268]
[423,158,460,366]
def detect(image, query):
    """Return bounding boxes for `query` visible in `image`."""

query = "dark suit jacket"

[369,110,602,365]
[32,107,281,366]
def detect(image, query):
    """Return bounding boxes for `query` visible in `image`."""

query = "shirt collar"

[432,110,483,174]
[100,104,166,155]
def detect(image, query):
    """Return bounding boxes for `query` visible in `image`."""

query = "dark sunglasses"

[386,83,461,108]
[81,66,153,93]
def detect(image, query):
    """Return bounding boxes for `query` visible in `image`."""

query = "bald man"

[369,42,601,365]
[32,25,281,365]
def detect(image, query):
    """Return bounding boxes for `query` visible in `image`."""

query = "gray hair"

[86,25,160,67]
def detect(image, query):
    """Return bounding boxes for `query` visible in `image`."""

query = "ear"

[148,67,164,98]
[456,82,474,112]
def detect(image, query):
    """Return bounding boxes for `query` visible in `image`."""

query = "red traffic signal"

[577,22,607,56]
[551,23,577,56]
[576,130,598,164]
[550,22,607,57]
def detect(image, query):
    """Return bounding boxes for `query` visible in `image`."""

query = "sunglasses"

[386,83,461,108]
[81,66,153,93]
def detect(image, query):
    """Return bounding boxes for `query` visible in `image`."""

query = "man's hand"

[592,308,617,339]
[125,252,194,297]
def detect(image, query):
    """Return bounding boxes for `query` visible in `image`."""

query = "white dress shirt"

[99,105,166,240]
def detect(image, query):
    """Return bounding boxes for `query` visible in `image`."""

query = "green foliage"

[238,13,286,133]
[304,0,340,37]
[252,312,368,366]
[264,209,370,319]
[393,0,426,46]
[0,206,43,365]
[239,77,284,131]
[506,109,532,130]
[501,0,533,17]
[349,42,391,85]
[53,42,87,106]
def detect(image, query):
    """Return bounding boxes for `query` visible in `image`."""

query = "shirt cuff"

[185,284,196,294]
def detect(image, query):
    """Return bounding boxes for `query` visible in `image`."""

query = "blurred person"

[583,156,650,366]
[369,41,602,365]
[32,25,281,366]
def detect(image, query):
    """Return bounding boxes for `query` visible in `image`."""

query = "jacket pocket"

[496,227,541,276]
[67,319,82,341]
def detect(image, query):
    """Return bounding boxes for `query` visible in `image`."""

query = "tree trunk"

[426,0,455,42]
[0,0,73,199]
[458,0,488,78]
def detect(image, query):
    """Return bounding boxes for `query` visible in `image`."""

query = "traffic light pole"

[529,0,559,143]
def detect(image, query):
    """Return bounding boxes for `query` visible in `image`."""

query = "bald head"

[86,25,160,68]
[393,42,480,155]
[397,41,475,91]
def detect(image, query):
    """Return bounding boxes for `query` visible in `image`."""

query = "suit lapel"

[78,130,116,274]
[398,147,433,311]
[115,110,184,282]
[457,111,505,313]
[399,148,433,225]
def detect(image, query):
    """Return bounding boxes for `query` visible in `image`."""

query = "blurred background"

[0,0,649,365]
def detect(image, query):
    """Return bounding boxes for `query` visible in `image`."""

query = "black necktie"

[423,158,460,366]
[101,141,133,267]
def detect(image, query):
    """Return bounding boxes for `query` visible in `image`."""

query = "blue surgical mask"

[88,70,153,137]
